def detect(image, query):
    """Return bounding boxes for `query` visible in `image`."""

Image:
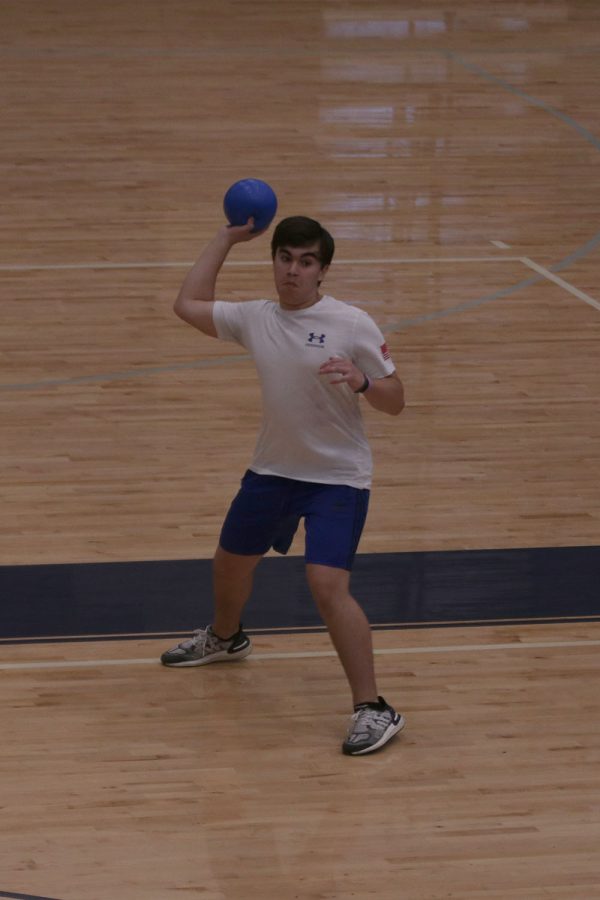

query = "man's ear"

[318,264,330,286]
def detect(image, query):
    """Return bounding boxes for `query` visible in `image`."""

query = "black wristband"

[354,374,370,394]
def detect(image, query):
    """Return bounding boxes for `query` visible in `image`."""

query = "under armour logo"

[307,333,326,344]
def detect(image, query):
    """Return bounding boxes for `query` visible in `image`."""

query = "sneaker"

[160,625,252,667]
[342,696,405,756]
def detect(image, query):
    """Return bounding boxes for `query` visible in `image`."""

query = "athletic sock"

[354,697,386,713]
[211,625,239,642]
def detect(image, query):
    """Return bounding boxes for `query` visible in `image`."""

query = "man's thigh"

[219,469,292,556]
[302,483,370,571]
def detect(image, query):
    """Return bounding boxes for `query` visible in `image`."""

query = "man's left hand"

[319,356,365,392]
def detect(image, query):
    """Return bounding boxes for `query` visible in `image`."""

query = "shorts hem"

[305,557,354,572]
[248,466,371,491]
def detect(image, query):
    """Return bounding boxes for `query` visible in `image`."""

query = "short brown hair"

[271,216,335,267]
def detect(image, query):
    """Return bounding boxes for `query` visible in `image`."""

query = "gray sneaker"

[160,625,252,667]
[343,696,405,756]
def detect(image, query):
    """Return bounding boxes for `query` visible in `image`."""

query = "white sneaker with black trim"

[160,625,252,667]
[343,696,405,756]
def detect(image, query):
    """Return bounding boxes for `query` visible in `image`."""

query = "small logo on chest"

[306,332,326,348]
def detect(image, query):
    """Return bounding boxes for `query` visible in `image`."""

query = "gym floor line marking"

[3,227,600,391]
[0,54,598,397]
[3,616,599,646]
[1,44,600,61]
[520,257,600,312]
[0,354,252,391]
[0,892,64,900]
[2,639,600,670]
[0,256,524,272]
[2,617,599,647]
[444,51,600,152]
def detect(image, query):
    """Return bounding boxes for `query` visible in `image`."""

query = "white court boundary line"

[2,255,597,315]
[0,256,524,272]
[520,256,600,312]
[2,639,600,670]
[1,253,596,393]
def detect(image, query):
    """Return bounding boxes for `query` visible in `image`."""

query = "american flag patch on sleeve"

[380,342,391,360]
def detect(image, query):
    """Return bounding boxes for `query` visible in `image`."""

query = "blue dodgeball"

[223,178,278,232]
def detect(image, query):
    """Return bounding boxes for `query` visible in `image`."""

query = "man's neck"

[278,292,323,311]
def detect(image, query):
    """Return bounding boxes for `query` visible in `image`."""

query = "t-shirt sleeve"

[212,300,248,346]
[352,312,396,379]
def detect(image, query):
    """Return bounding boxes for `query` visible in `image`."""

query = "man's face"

[273,243,329,309]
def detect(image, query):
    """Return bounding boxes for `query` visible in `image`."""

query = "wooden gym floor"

[1,1,599,898]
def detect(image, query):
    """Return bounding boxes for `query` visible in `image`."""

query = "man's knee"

[214,545,262,581]
[306,563,351,609]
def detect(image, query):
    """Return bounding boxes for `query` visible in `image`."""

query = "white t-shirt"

[212,294,395,489]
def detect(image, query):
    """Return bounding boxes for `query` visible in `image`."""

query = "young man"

[161,215,406,756]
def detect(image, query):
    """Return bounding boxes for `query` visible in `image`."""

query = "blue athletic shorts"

[219,470,370,571]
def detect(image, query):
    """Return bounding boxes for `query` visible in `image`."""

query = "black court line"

[1,547,599,644]
[1,616,600,647]
[0,891,64,900]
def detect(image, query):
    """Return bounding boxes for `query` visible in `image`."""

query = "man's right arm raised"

[173,219,260,337]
